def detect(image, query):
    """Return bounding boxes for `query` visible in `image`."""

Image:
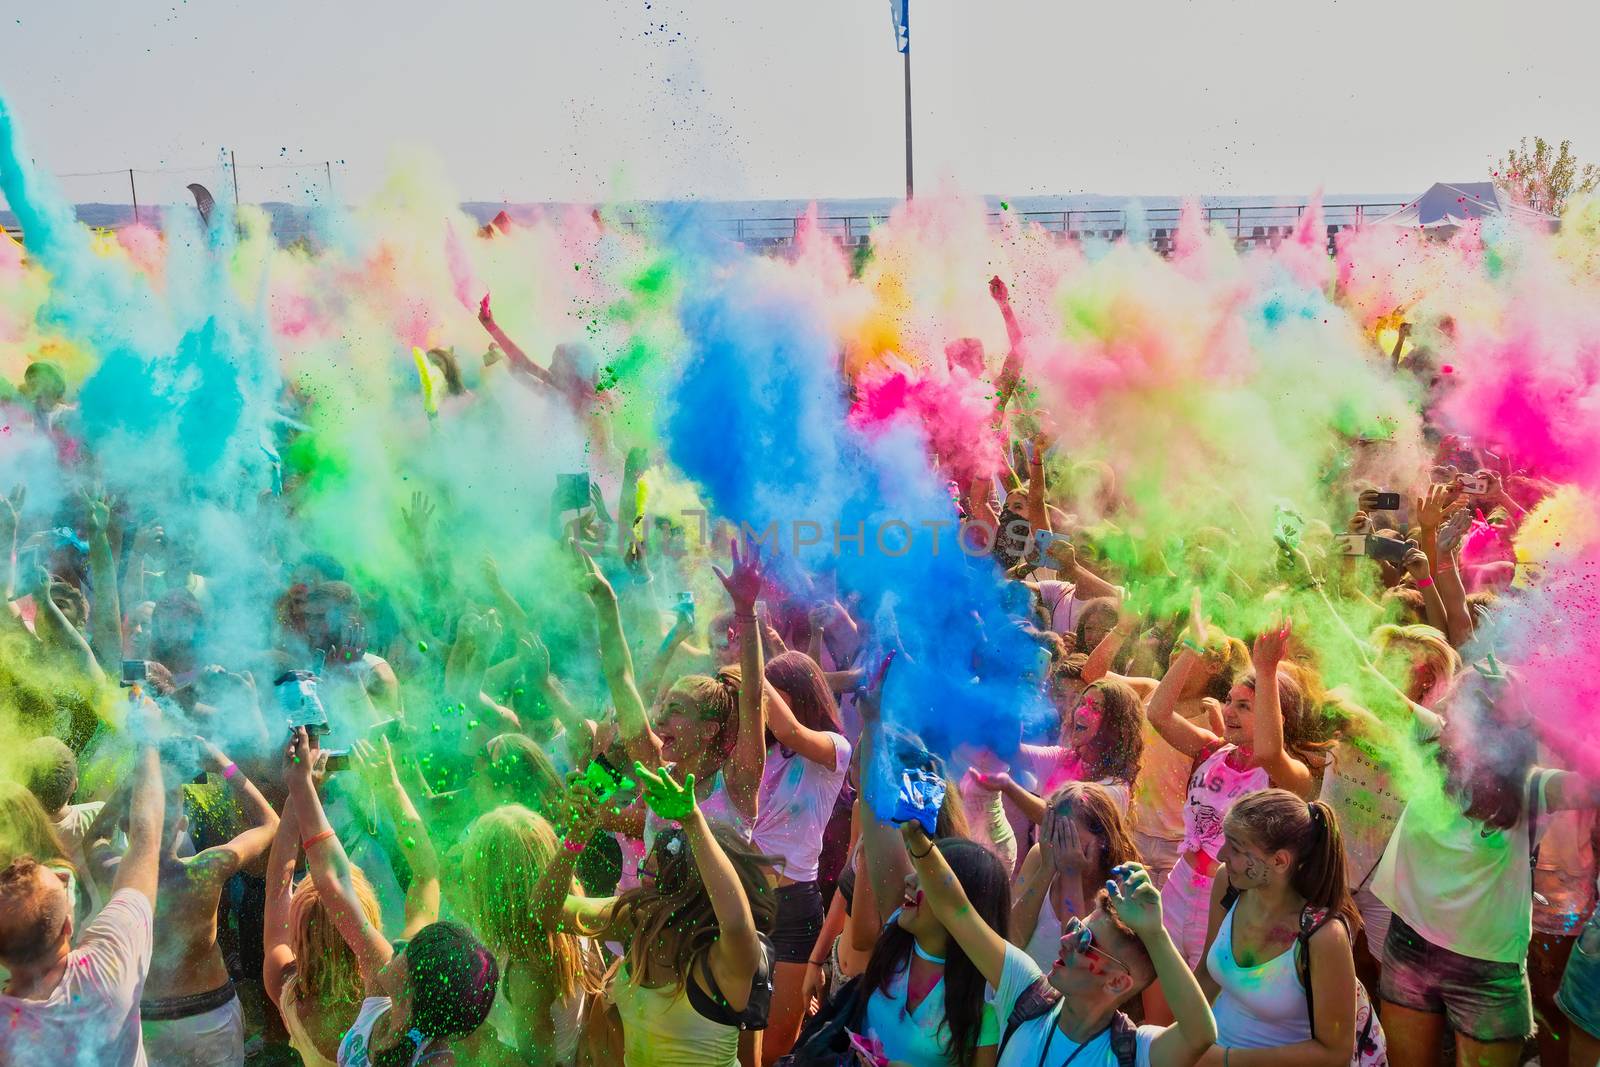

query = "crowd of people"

[2,120,1600,1067]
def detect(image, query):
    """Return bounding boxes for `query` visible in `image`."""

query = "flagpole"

[903,40,914,200]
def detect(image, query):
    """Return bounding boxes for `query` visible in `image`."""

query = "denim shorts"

[1556,913,1600,1038]
[1380,912,1533,1042]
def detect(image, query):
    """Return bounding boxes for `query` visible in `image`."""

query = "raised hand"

[633,762,697,822]
[569,538,615,602]
[854,648,896,725]
[1402,547,1432,584]
[970,770,1014,794]
[1436,507,1473,555]
[78,486,111,534]
[401,491,437,549]
[1416,482,1461,532]
[1251,614,1291,672]
[711,536,766,615]
[988,275,1010,303]
[0,484,24,539]
[477,293,494,328]
[518,634,552,684]
[1189,589,1210,648]
[284,726,318,792]
[1104,862,1163,938]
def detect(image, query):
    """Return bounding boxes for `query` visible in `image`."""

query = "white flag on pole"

[889,0,909,53]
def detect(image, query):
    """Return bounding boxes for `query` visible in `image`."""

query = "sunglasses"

[1061,915,1131,975]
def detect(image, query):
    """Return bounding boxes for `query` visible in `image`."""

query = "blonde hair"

[458,805,595,1002]
[0,780,71,869]
[1372,623,1462,700]
[286,863,380,1020]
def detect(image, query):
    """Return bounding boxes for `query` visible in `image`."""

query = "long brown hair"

[1044,780,1141,887]
[1225,788,1359,936]
[858,839,1009,1065]
[1074,679,1145,786]
[765,651,843,742]
[1242,668,1332,771]
[607,822,776,993]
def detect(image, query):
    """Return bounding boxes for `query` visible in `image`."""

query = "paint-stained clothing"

[0,889,153,1067]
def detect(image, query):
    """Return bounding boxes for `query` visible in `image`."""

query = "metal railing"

[5,201,1407,254]
[709,202,1406,253]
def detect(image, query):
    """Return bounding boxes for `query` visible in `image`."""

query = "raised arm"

[1044,539,1121,603]
[359,736,440,939]
[639,764,764,1009]
[531,777,620,940]
[712,538,769,822]
[1145,648,1217,759]
[1248,619,1316,799]
[573,540,661,766]
[763,677,840,767]
[990,276,1026,411]
[901,820,1010,985]
[188,737,280,886]
[477,294,551,384]
[1416,483,1473,647]
[80,490,124,669]
[113,735,165,905]
[1080,610,1137,684]
[1109,867,1219,1067]
[284,727,393,992]
[263,792,301,1006]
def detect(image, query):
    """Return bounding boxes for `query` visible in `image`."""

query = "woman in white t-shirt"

[855,813,1011,1066]
[1146,617,1326,969]
[1010,783,1143,972]
[755,651,852,1064]
[1371,671,1600,1067]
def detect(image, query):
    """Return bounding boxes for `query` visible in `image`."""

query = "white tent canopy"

[1372,181,1559,231]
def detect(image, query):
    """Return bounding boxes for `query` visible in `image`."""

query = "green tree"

[1493,137,1600,216]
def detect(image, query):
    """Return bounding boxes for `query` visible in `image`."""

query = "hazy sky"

[2,0,1595,206]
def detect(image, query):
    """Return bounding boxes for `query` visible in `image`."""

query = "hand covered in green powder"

[634,762,697,822]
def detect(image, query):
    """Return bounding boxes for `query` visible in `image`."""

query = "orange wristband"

[302,829,337,851]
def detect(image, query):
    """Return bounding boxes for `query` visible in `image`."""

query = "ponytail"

[1226,790,1360,936]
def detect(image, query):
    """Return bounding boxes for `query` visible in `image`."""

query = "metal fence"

[706,202,1406,255]
[7,201,1407,255]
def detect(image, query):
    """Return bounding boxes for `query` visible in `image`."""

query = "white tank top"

[1205,905,1313,1049]
[338,996,437,1066]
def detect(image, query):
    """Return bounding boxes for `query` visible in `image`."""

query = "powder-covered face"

[654,690,724,765]
[1069,689,1105,752]
[1221,684,1255,747]
[1217,826,1276,890]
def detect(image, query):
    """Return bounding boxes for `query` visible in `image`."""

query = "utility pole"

[904,46,914,198]
[230,150,240,208]
[325,161,334,199]
[129,169,139,224]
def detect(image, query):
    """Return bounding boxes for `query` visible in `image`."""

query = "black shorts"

[770,881,826,963]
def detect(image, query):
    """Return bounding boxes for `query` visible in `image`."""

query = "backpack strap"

[1109,1011,1139,1067]
[1001,976,1060,1051]
[1295,905,1336,1036]
[1528,768,1557,868]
